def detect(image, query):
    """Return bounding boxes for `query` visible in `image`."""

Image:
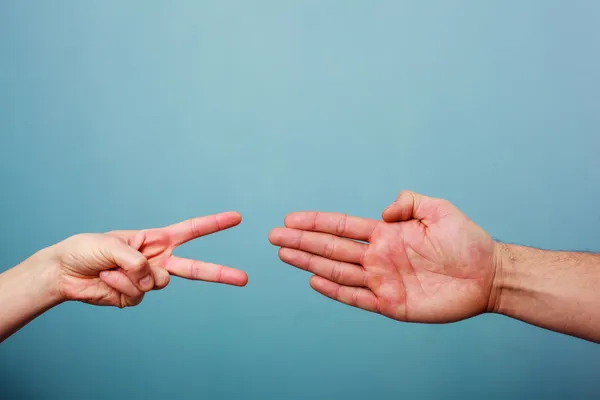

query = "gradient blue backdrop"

[1,1,600,399]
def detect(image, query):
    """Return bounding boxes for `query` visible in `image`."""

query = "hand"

[52,212,248,308]
[269,191,498,323]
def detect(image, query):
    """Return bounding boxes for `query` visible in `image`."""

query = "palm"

[363,213,494,322]
[269,192,496,323]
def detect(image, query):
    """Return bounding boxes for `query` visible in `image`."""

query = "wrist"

[487,242,511,314]
[488,242,535,317]
[19,245,65,306]
[0,246,65,342]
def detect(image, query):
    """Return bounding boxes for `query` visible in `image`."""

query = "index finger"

[165,211,242,247]
[284,212,378,241]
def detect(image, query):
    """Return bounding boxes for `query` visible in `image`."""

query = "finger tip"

[139,275,154,292]
[234,272,249,287]
[227,211,243,224]
[381,207,395,222]
[268,227,282,244]
[278,248,299,264]
[222,269,248,287]
[155,275,170,290]
[283,212,302,227]
[309,275,321,287]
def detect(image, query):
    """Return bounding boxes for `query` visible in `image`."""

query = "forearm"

[491,243,600,342]
[0,247,63,343]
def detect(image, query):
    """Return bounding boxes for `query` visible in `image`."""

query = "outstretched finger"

[309,275,380,313]
[284,212,378,241]
[163,212,242,247]
[278,248,368,287]
[269,227,366,264]
[165,256,248,286]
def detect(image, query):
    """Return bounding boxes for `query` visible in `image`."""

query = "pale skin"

[3,194,600,344]
[269,191,600,343]
[0,212,247,343]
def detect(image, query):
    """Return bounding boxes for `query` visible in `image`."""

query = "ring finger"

[278,248,368,287]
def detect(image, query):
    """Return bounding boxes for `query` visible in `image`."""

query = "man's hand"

[269,191,498,323]
[53,212,248,308]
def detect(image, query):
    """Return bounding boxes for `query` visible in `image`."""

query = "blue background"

[1,1,600,399]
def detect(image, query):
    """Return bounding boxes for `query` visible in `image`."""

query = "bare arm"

[0,249,63,342]
[269,190,600,343]
[0,212,247,343]
[491,244,600,343]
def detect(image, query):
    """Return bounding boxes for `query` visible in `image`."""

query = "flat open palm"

[269,192,497,323]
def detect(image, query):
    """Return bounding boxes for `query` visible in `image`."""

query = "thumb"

[101,236,155,292]
[382,190,428,222]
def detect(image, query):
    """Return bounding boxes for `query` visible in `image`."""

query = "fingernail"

[100,271,109,278]
[139,275,152,288]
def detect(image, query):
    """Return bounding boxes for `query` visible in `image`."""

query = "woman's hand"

[53,212,247,308]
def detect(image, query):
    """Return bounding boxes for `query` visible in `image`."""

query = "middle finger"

[269,227,366,264]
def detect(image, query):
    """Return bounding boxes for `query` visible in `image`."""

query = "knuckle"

[125,295,143,308]
[189,261,201,279]
[330,262,343,282]
[433,198,454,215]
[214,215,223,231]
[155,273,171,289]
[189,218,201,238]
[65,233,93,247]
[310,212,319,231]
[132,257,148,272]
[397,190,412,200]
[69,233,87,242]
[305,253,317,272]
[362,272,370,287]
[333,284,342,300]
[335,214,348,236]
[350,291,359,307]
[295,231,305,248]
[437,198,451,207]
[110,272,121,284]
[103,234,125,247]
[323,240,336,259]
[157,273,170,288]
